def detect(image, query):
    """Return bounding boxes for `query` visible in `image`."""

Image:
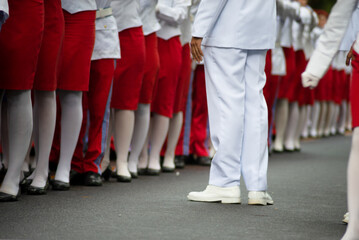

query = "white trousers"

[203,46,268,191]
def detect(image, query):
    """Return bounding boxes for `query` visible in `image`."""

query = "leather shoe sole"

[27,181,49,195]
[116,175,131,183]
[0,191,19,202]
[146,168,160,176]
[51,180,70,191]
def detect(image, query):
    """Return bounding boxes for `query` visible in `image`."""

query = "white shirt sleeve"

[0,0,8,26]
[305,0,358,79]
[156,0,190,26]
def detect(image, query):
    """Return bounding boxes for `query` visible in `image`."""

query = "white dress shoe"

[248,191,274,206]
[342,212,349,224]
[187,185,241,204]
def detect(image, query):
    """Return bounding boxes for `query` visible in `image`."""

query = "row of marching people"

[265,0,358,154]
[0,0,212,202]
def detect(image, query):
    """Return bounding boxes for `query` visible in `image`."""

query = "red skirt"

[57,10,96,91]
[111,27,146,110]
[33,0,64,91]
[139,32,160,104]
[278,47,296,99]
[0,0,44,90]
[351,51,359,128]
[173,43,191,113]
[331,69,345,104]
[344,73,351,102]
[151,36,182,118]
[315,67,333,101]
[288,50,306,103]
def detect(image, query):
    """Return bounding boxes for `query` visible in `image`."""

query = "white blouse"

[111,0,142,33]
[91,0,121,60]
[140,0,161,36]
[156,0,191,40]
[62,0,97,14]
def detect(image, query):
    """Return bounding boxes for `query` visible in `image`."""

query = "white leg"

[284,102,299,151]
[0,90,33,196]
[318,101,328,137]
[330,104,340,135]
[341,128,359,240]
[310,101,320,138]
[1,99,9,169]
[294,105,308,150]
[148,113,169,171]
[31,90,56,188]
[324,102,335,136]
[128,104,150,174]
[163,112,183,170]
[273,99,289,152]
[338,101,347,135]
[113,109,134,178]
[301,105,311,138]
[54,90,83,183]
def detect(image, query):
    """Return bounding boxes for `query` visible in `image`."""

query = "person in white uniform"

[188,0,276,205]
[0,0,8,30]
[301,0,359,238]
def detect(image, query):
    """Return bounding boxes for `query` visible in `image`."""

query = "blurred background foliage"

[309,0,336,12]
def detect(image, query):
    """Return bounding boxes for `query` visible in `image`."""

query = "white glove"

[301,71,320,89]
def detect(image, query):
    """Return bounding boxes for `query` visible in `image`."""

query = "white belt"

[96,8,112,19]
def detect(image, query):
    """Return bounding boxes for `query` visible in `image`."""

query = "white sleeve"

[191,0,227,38]
[305,0,358,79]
[156,0,191,26]
[276,0,300,20]
[354,34,359,52]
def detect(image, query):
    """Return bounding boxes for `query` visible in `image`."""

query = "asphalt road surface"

[0,135,351,240]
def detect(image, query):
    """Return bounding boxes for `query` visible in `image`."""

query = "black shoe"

[116,174,131,183]
[51,180,70,191]
[184,154,196,165]
[84,172,102,186]
[0,191,20,202]
[70,170,84,185]
[101,167,112,181]
[162,166,175,173]
[174,156,185,169]
[0,167,6,183]
[138,168,147,175]
[146,168,160,176]
[197,156,211,166]
[20,178,32,193]
[27,181,49,195]
[130,171,138,179]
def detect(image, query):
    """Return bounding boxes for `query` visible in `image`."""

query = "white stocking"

[30,90,56,188]
[301,105,311,138]
[273,99,289,151]
[138,128,150,170]
[324,102,335,136]
[163,112,183,169]
[338,101,347,134]
[54,90,83,183]
[128,104,150,174]
[0,90,33,195]
[284,102,299,151]
[148,113,169,171]
[294,105,307,150]
[101,109,113,171]
[318,101,328,137]
[310,101,320,138]
[114,110,134,177]
[22,134,32,173]
[1,100,9,169]
[346,103,352,131]
[330,104,340,135]
[341,128,359,240]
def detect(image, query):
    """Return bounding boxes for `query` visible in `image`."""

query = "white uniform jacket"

[192,0,276,50]
[305,0,359,79]
[339,3,359,51]
[62,0,97,14]
[156,0,191,40]
[180,0,200,45]
[140,0,161,36]
[91,0,121,61]
[111,0,142,32]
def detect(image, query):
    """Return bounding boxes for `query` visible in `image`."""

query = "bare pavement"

[0,135,351,240]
